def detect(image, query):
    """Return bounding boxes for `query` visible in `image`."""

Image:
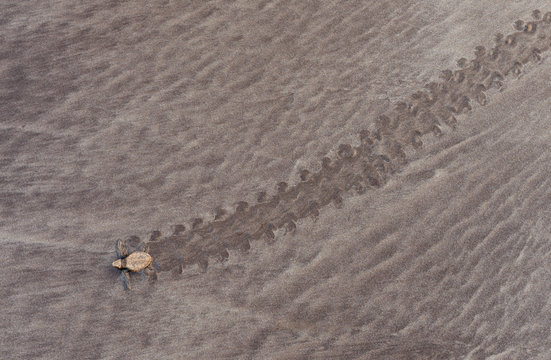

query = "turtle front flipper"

[116,239,128,258]
[121,270,131,290]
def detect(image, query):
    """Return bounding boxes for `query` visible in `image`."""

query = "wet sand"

[2,2,551,359]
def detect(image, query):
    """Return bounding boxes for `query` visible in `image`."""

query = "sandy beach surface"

[2,1,551,359]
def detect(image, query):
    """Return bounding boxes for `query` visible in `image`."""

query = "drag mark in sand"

[135,10,551,275]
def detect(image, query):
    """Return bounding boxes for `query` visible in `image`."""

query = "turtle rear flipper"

[121,270,131,290]
[145,266,157,281]
[137,241,150,253]
[126,236,141,252]
[116,239,128,258]
[153,260,161,271]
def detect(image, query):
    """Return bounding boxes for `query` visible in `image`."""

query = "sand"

[2,1,551,359]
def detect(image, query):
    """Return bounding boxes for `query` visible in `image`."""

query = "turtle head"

[112,259,123,269]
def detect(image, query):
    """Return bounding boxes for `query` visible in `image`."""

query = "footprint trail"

[137,10,551,275]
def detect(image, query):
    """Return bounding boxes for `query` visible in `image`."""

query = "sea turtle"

[112,238,157,290]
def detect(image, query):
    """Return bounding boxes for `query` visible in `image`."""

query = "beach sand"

[2,1,551,359]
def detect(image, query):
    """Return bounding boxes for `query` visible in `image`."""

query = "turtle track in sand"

[135,10,551,274]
